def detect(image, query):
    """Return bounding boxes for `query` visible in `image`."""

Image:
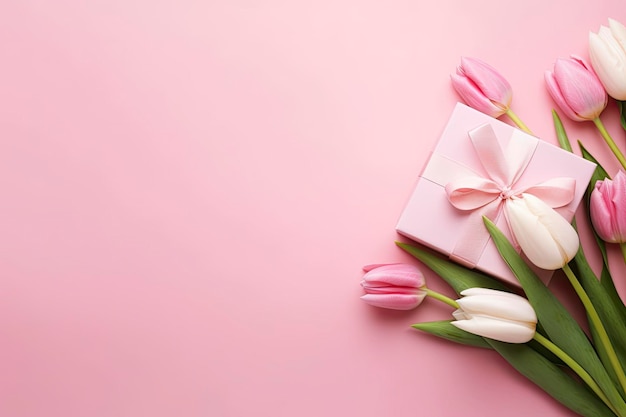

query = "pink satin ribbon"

[443,123,576,268]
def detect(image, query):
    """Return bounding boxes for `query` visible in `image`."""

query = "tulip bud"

[589,18,626,100]
[545,56,608,121]
[451,57,513,118]
[505,194,580,270]
[451,288,537,343]
[590,171,626,243]
[360,264,426,310]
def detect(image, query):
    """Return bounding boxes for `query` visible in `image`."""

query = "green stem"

[621,243,626,266]
[563,263,626,396]
[593,117,626,170]
[505,108,533,135]
[533,332,619,415]
[424,288,459,308]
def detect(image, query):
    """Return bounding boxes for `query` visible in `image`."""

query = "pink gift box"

[396,103,596,286]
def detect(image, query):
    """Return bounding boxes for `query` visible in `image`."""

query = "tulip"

[590,171,626,243]
[589,18,626,100]
[546,54,626,170]
[451,57,513,118]
[451,57,532,133]
[544,56,608,121]
[360,264,426,310]
[451,288,537,343]
[504,194,579,270]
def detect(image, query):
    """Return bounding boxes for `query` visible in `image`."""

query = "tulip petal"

[362,264,391,272]
[598,25,626,64]
[611,172,626,241]
[360,294,422,310]
[590,172,626,243]
[522,194,580,257]
[545,69,585,121]
[589,27,626,100]
[451,73,504,117]
[452,309,469,321]
[459,57,512,108]
[361,282,421,295]
[460,287,520,298]
[590,185,617,242]
[505,200,564,269]
[451,316,535,343]
[549,58,607,120]
[361,264,425,288]
[505,194,579,270]
[456,293,537,323]
[609,18,626,50]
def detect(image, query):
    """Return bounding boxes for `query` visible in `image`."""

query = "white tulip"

[589,18,626,100]
[504,194,579,270]
[451,288,537,344]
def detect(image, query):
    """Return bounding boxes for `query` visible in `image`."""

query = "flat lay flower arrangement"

[360,18,626,417]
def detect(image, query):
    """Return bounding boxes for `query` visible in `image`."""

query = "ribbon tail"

[450,199,503,268]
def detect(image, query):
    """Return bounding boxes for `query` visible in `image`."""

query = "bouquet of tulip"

[360,18,626,417]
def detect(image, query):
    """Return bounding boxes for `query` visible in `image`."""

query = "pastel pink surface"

[396,103,596,285]
[1,2,626,417]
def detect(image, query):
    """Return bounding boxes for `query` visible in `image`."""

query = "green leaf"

[484,217,626,415]
[600,265,626,320]
[395,242,511,295]
[552,115,611,272]
[595,230,611,277]
[579,141,611,195]
[576,143,625,314]
[618,101,626,131]
[552,110,573,152]
[553,122,613,288]
[572,243,626,394]
[487,339,616,417]
[411,320,492,349]
[412,320,565,364]
[578,142,609,267]
[414,318,589,414]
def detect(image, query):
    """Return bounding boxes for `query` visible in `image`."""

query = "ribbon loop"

[446,177,502,210]
[522,177,576,207]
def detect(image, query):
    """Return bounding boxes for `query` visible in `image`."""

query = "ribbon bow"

[444,124,576,268]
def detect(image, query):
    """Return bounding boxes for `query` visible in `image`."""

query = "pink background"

[1,2,625,416]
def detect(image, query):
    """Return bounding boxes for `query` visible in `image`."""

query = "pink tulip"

[590,171,626,243]
[451,57,513,118]
[545,56,608,122]
[360,264,426,310]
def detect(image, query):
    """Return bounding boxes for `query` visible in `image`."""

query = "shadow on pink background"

[1,1,625,416]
